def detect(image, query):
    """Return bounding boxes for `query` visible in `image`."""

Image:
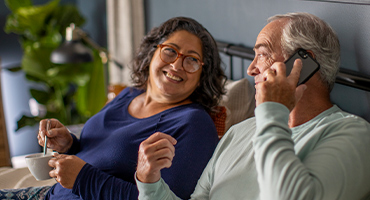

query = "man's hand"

[136,132,177,183]
[255,59,307,111]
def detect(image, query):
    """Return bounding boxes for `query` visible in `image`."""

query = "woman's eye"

[163,48,177,56]
[186,56,199,63]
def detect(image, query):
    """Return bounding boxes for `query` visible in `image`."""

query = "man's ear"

[306,50,315,59]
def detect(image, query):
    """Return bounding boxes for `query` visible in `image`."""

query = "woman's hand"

[136,132,177,183]
[48,154,86,189]
[38,119,73,153]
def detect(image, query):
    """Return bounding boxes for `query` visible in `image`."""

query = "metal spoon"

[43,119,50,156]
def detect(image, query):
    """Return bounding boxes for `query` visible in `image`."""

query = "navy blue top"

[45,87,219,200]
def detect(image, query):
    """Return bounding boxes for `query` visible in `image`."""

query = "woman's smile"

[164,71,183,82]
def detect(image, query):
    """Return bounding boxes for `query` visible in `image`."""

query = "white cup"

[25,152,54,181]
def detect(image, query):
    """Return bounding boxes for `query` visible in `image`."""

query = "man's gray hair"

[268,12,340,91]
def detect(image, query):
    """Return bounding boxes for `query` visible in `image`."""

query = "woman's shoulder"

[116,87,143,98]
[104,87,144,109]
[160,104,215,131]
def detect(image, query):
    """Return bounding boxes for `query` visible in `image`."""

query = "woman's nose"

[170,57,184,71]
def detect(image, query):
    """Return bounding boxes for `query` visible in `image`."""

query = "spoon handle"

[43,119,50,156]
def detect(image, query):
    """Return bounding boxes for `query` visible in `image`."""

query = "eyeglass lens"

[160,45,201,73]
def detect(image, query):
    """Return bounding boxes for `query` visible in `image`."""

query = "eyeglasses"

[156,44,204,73]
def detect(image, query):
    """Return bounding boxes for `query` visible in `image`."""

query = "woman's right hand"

[38,119,73,153]
[136,132,177,183]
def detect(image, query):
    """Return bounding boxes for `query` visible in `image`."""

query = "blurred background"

[0,0,106,162]
[1,0,369,167]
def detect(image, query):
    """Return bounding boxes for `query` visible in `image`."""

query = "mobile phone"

[285,48,320,85]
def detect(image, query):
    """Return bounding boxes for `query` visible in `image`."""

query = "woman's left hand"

[49,154,86,189]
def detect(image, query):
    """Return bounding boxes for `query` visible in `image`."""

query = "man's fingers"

[155,158,173,169]
[150,147,175,162]
[288,59,303,85]
[271,62,285,77]
[145,132,177,145]
[136,135,176,183]
[141,138,176,159]
[154,139,175,153]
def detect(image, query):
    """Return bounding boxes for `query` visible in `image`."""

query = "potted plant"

[4,0,107,130]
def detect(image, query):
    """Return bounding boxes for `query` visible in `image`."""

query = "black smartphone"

[284,48,320,85]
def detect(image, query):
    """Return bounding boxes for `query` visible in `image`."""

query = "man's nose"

[247,59,260,76]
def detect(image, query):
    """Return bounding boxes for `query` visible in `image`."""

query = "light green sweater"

[136,102,370,200]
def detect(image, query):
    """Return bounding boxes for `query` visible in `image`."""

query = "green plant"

[4,0,107,130]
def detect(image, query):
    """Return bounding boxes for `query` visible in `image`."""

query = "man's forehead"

[254,20,285,52]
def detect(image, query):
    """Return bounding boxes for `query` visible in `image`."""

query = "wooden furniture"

[0,59,11,167]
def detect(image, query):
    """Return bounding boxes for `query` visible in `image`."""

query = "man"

[135,12,370,200]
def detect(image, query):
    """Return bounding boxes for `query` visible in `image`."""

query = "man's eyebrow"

[253,43,269,51]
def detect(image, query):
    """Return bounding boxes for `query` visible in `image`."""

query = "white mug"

[25,152,54,181]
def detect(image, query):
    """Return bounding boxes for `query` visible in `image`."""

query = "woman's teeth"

[165,72,182,81]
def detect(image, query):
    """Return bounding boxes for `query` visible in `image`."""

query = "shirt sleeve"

[253,102,370,200]
[158,109,219,199]
[72,163,139,199]
[135,117,238,200]
[65,133,80,155]
[135,153,216,200]
[136,177,182,200]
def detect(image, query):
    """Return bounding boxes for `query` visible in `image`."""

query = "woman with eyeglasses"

[25,17,225,200]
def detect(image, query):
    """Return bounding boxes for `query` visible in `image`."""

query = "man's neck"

[288,83,333,128]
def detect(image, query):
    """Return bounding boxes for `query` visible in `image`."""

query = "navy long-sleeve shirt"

[45,87,218,200]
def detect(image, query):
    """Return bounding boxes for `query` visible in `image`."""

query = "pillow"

[209,106,227,138]
[211,78,255,138]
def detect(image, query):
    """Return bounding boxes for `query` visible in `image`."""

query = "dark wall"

[0,0,106,68]
[144,0,370,121]
[0,0,107,157]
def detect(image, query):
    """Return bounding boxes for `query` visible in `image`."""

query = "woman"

[0,17,225,200]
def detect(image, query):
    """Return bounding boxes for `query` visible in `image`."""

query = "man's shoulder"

[220,117,257,142]
[317,106,370,129]
[313,107,370,139]
[231,117,257,131]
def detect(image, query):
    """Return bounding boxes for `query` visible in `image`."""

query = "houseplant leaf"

[4,0,60,40]
[5,0,106,131]
[16,115,41,132]
[30,88,50,105]
[51,4,86,34]
[76,50,106,117]
[4,0,32,12]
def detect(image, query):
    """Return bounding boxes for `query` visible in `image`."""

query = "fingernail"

[48,130,52,136]
[297,59,303,65]
[171,138,177,145]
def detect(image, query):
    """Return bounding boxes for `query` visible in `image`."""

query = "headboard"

[216,41,370,91]
[216,40,370,124]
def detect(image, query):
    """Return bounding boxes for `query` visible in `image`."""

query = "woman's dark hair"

[131,16,226,112]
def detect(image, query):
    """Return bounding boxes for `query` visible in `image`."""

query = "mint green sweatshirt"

[136,102,370,200]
